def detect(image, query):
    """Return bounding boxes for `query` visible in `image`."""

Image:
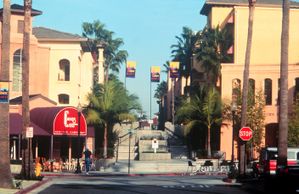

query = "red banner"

[53,107,87,136]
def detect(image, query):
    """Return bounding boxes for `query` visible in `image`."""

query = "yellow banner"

[170,61,179,78]
[151,66,160,82]
[126,61,136,78]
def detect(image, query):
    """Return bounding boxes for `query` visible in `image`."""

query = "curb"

[15,177,52,194]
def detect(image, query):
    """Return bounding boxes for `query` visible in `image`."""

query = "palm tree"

[86,78,141,158]
[82,20,128,83]
[278,0,289,167]
[154,81,168,130]
[171,27,198,92]
[195,26,232,86]
[0,0,13,188]
[176,86,222,158]
[239,0,256,176]
[21,0,34,179]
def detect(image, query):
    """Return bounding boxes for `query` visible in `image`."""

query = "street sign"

[152,138,159,153]
[239,127,253,141]
[26,127,33,138]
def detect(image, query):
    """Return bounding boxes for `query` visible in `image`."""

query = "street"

[30,175,253,194]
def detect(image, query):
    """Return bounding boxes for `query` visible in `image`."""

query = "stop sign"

[239,127,253,141]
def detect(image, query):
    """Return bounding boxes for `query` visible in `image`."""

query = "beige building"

[198,0,299,160]
[0,4,102,163]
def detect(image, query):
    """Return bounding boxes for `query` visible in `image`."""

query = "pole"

[231,110,235,162]
[150,80,152,121]
[172,78,175,126]
[75,111,81,173]
[128,132,132,174]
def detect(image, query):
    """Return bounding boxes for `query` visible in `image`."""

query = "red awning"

[30,106,87,137]
[10,113,51,136]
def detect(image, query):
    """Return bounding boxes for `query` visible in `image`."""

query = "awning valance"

[10,113,51,136]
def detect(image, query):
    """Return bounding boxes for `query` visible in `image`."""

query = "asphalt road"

[30,175,255,194]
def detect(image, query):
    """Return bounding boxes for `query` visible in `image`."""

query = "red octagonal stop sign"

[239,127,253,141]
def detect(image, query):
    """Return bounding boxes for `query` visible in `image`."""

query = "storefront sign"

[53,107,87,136]
[0,81,9,103]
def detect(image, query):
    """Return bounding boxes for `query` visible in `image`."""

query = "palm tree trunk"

[207,125,211,158]
[103,123,108,158]
[21,0,34,179]
[278,0,289,167]
[0,0,13,188]
[240,0,255,175]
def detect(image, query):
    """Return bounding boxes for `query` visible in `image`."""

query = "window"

[17,20,24,34]
[12,49,22,91]
[232,79,241,103]
[58,59,70,81]
[249,79,255,104]
[264,79,272,105]
[294,78,299,100]
[58,94,69,104]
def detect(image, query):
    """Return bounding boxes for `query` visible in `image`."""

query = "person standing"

[84,148,92,174]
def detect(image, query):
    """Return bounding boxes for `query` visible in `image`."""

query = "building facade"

[0,4,101,163]
[199,0,299,160]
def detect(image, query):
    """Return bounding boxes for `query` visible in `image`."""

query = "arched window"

[58,59,70,81]
[232,79,241,103]
[58,94,69,104]
[249,79,255,104]
[264,79,272,105]
[12,49,22,91]
[294,78,299,100]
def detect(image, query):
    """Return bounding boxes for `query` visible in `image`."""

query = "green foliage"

[171,26,199,77]
[154,81,167,100]
[85,76,141,157]
[176,85,222,157]
[288,97,299,147]
[82,20,128,81]
[223,88,265,153]
[195,26,233,84]
[246,89,265,151]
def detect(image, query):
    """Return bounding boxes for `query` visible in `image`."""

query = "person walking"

[84,148,92,174]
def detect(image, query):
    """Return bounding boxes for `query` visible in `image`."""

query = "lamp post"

[231,102,237,163]
[75,105,82,173]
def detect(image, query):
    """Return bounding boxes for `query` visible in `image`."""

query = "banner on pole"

[126,61,136,78]
[151,66,160,82]
[0,81,9,103]
[169,62,179,78]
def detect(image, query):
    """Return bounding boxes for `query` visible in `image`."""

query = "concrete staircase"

[165,122,189,159]
[115,130,138,160]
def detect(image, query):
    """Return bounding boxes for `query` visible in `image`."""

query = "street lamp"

[231,101,237,163]
[75,104,82,173]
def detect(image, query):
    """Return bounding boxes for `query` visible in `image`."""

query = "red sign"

[53,107,87,136]
[239,127,253,141]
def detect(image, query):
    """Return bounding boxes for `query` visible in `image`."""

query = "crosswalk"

[161,184,211,189]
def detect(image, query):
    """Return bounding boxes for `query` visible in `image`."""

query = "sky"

[3,0,206,118]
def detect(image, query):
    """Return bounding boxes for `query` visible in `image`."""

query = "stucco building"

[198,0,299,160]
[0,4,102,164]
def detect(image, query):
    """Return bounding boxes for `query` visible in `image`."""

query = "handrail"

[115,127,139,162]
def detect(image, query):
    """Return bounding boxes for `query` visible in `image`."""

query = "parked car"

[256,147,299,177]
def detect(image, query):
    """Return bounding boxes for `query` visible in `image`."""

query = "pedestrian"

[84,148,92,174]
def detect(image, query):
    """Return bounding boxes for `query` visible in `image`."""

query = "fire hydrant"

[35,160,42,177]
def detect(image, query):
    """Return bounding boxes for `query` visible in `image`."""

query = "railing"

[115,127,139,162]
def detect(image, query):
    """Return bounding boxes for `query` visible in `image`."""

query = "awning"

[10,113,51,136]
[30,106,87,137]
